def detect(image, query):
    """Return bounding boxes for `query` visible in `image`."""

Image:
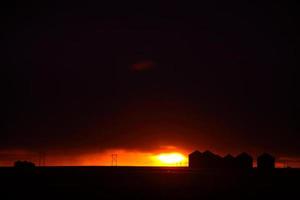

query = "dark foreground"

[0,167,299,199]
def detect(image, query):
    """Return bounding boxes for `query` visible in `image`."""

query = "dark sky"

[2,1,298,160]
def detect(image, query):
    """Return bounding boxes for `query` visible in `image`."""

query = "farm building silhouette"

[188,150,249,169]
[257,153,275,170]
[189,150,275,170]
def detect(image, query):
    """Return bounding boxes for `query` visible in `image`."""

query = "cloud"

[131,60,155,71]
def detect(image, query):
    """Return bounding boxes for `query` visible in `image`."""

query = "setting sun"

[156,153,186,166]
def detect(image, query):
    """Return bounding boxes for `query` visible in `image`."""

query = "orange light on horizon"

[154,152,187,166]
[0,148,190,167]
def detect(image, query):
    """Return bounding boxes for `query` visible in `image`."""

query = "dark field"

[1,167,299,199]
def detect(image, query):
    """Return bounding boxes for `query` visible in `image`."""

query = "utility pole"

[38,152,46,167]
[111,154,118,166]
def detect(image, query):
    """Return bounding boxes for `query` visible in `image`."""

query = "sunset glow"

[155,152,187,166]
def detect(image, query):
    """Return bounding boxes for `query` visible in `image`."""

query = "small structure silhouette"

[257,153,275,170]
[14,160,36,169]
[236,152,253,169]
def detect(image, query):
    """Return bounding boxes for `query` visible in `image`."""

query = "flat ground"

[0,167,299,199]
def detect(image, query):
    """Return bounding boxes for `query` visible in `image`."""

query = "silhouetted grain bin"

[189,150,223,168]
[202,150,222,168]
[189,150,202,168]
[236,152,253,169]
[257,153,275,170]
[223,154,236,168]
